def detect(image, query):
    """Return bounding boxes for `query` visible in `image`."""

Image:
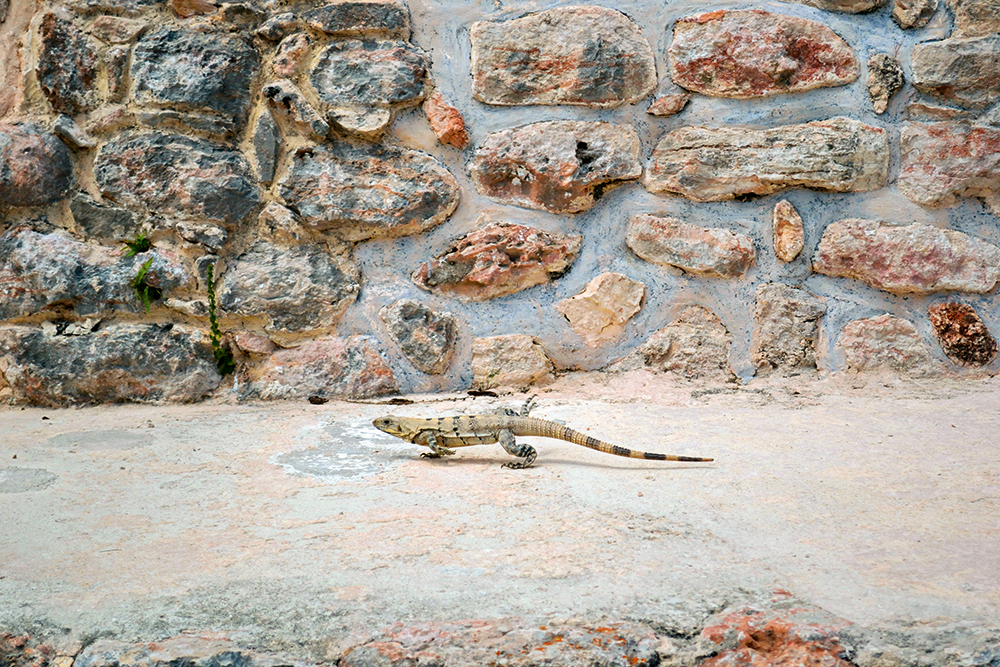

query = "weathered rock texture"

[840,314,943,376]
[242,337,397,400]
[608,306,736,382]
[898,122,1000,207]
[218,241,360,334]
[752,283,827,374]
[470,6,656,108]
[0,124,73,207]
[309,39,429,110]
[302,0,410,39]
[0,323,220,406]
[772,200,804,262]
[814,219,1000,295]
[472,335,554,391]
[555,273,646,347]
[868,54,904,114]
[645,118,889,201]
[262,79,330,139]
[791,0,887,10]
[279,142,459,241]
[380,299,458,374]
[669,10,858,99]
[928,301,998,366]
[36,13,98,114]
[912,34,1000,109]
[412,221,582,301]
[470,121,641,214]
[422,92,468,149]
[893,0,938,28]
[626,214,756,278]
[74,635,307,667]
[647,93,689,117]
[947,0,1000,37]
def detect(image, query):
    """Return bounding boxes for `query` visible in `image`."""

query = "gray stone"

[132,28,260,130]
[471,335,554,391]
[813,218,1000,294]
[0,323,220,406]
[278,142,458,241]
[302,0,409,39]
[327,107,392,139]
[626,214,756,279]
[912,34,1000,109]
[669,10,858,99]
[262,79,330,139]
[175,221,227,250]
[273,32,310,78]
[308,39,429,110]
[0,123,74,207]
[0,226,191,319]
[90,15,147,43]
[95,131,260,227]
[379,299,458,374]
[470,6,656,108]
[752,283,827,375]
[53,115,97,149]
[257,202,308,244]
[868,54,904,114]
[788,0,887,9]
[893,0,938,28]
[470,120,641,214]
[36,13,98,114]
[135,109,234,138]
[254,12,302,41]
[218,241,360,333]
[412,220,582,301]
[898,122,1000,207]
[65,0,162,15]
[70,194,138,242]
[252,108,278,184]
[607,306,736,382]
[242,336,397,400]
[106,46,129,103]
[839,314,944,376]
[74,637,312,667]
[645,117,889,202]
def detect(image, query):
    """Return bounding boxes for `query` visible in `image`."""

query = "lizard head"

[372,415,407,438]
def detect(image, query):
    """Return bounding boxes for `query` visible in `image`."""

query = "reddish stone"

[0,634,53,667]
[0,123,73,207]
[772,200,804,262]
[167,0,216,18]
[412,221,582,301]
[626,214,756,279]
[928,302,998,367]
[899,122,1000,207]
[840,314,943,375]
[647,93,689,117]
[422,92,468,149]
[668,10,858,99]
[470,120,641,214]
[90,15,147,43]
[273,32,310,78]
[37,13,98,114]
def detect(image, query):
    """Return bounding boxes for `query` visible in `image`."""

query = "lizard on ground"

[372,396,713,469]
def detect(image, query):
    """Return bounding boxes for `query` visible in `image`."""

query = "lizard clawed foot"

[421,447,456,459]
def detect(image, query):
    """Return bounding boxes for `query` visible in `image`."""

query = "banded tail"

[510,417,713,462]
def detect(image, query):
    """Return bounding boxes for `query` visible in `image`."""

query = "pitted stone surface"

[470,6,656,108]
[928,302,998,367]
[379,299,458,374]
[302,0,410,39]
[912,35,1000,109]
[309,39,429,110]
[272,33,311,78]
[0,323,220,406]
[472,334,554,391]
[555,272,646,347]
[95,131,260,227]
[898,122,1000,207]
[131,28,260,130]
[668,10,858,99]
[789,0,887,9]
[647,93,689,117]
[814,219,1000,295]
[893,0,938,28]
[772,200,804,262]
[262,79,330,139]
[278,142,459,241]
[626,214,756,279]
[218,241,360,334]
[412,221,582,301]
[470,120,641,214]
[37,13,98,114]
[752,283,826,375]
[840,314,943,376]
[69,194,138,243]
[947,0,1000,37]
[0,124,73,207]
[645,118,889,202]
[242,337,397,400]
[868,54,904,114]
[0,227,190,319]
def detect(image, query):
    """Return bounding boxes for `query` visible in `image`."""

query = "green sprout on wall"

[122,232,151,257]
[123,233,162,314]
[205,262,235,376]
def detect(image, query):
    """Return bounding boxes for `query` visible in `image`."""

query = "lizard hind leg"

[498,428,537,469]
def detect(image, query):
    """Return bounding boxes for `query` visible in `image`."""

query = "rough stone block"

[379,299,458,374]
[898,122,1000,207]
[65,0,162,15]
[167,0,215,18]
[947,0,1000,38]
[555,273,645,347]
[893,0,938,28]
[90,15,147,43]
[252,108,278,184]
[36,13,98,114]
[647,94,689,117]
[840,314,944,376]
[472,335,553,391]
[912,35,1000,109]
[928,302,998,367]
[868,54,904,114]
[470,120,641,214]
[626,214,756,278]
[69,194,138,242]
[772,200,804,262]
[470,6,656,108]
[302,0,409,39]
[814,218,1000,294]
[669,10,858,99]
[273,32,311,78]
[422,92,468,149]
[412,221,582,301]
[309,39,429,110]
[645,118,888,201]
[0,124,73,207]
[788,0,887,9]
[262,79,330,139]
[752,283,826,375]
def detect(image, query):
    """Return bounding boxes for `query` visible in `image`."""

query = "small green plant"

[130,257,163,314]
[122,232,151,257]
[205,262,235,376]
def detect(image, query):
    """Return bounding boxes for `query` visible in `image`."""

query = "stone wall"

[1,0,999,404]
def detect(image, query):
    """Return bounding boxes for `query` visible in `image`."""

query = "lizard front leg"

[419,431,456,459]
[498,428,537,469]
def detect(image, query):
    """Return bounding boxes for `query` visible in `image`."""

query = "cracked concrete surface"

[1,371,999,662]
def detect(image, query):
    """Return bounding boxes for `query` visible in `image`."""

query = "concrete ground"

[1,371,999,662]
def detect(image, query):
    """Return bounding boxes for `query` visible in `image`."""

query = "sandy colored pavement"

[1,371,999,660]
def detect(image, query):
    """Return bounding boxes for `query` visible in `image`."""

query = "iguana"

[372,396,713,469]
